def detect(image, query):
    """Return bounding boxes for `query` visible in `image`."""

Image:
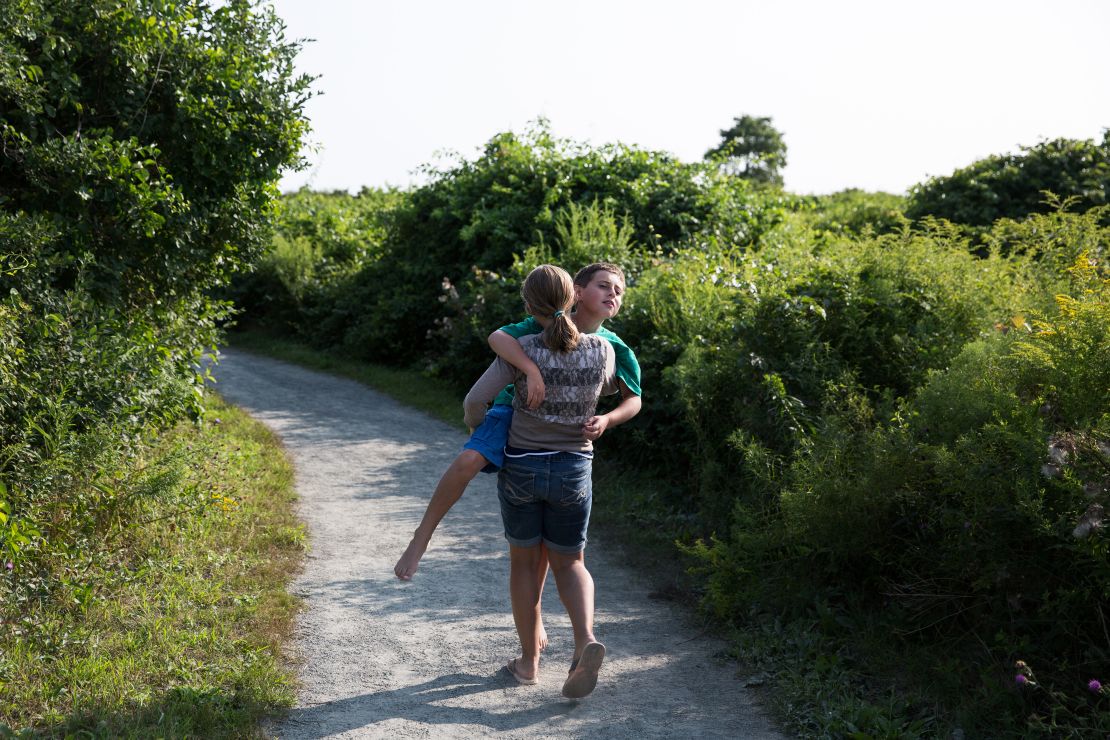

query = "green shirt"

[492,317,642,406]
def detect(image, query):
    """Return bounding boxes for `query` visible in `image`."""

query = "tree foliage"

[906,133,1110,228]
[0,0,311,629]
[704,114,788,186]
[234,122,792,368]
[1,0,313,304]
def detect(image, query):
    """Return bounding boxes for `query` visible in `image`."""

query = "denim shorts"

[462,404,512,473]
[497,453,593,553]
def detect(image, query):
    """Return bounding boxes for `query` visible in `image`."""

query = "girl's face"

[574,270,624,320]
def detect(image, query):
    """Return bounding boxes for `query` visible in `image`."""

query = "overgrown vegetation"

[1,1,311,732]
[233,123,1110,735]
[4,2,1105,730]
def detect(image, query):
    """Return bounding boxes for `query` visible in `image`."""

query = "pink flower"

[1089,679,1103,693]
[4,561,11,572]
[1015,674,1028,685]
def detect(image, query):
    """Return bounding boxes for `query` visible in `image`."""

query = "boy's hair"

[573,262,625,288]
[522,264,580,353]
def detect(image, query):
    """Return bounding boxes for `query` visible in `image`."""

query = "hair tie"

[553,310,564,318]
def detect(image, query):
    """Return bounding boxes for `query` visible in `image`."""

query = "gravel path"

[212,349,785,739]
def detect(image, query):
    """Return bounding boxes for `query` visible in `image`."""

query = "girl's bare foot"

[505,655,539,684]
[538,619,549,650]
[394,537,427,580]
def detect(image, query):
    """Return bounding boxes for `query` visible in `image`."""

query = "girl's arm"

[488,330,545,409]
[463,356,516,428]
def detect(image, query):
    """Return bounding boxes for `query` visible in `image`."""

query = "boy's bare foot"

[504,655,539,685]
[394,537,427,580]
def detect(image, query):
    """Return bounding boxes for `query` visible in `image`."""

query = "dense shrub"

[1,0,309,610]
[315,123,791,366]
[799,188,907,237]
[688,211,1110,734]
[906,133,1110,229]
[228,187,404,336]
[604,218,1035,521]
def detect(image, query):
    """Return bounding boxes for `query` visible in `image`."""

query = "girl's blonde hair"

[522,264,580,352]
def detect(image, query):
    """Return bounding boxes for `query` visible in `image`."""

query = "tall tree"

[704,115,787,186]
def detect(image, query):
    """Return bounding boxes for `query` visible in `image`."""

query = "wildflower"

[1089,679,1103,694]
[4,561,11,572]
[1015,674,1029,685]
[1073,503,1105,539]
[1047,441,1069,466]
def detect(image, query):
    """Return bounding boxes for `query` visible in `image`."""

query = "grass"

[0,395,304,738]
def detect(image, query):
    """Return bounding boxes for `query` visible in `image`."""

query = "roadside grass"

[227,331,465,431]
[0,396,304,738]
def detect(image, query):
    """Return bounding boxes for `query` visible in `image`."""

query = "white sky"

[269,0,1110,196]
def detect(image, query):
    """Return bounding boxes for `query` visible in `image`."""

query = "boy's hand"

[524,369,546,409]
[582,414,609,441]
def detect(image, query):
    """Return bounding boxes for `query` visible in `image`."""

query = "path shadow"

[279,671,582,738]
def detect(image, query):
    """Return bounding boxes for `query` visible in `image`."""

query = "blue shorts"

[462,404,513,473]
[497,453,593,554]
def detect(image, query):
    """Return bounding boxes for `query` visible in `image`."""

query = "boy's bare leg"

[394,449,487,580]
[507,544,544,681]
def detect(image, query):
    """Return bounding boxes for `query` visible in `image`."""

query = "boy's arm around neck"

[488,329,545,409]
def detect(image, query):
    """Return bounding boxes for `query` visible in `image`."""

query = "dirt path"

[212,349,784,739]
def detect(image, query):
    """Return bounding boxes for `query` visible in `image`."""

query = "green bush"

[799,188,907,238]
[606,218,1031,526]
[228,187,403,338]
[0,0,309,617]
[323,122,789,366]
[906,133,1110,229]
[688,220,1110,733]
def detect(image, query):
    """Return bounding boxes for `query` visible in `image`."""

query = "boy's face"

[574,270,624,320]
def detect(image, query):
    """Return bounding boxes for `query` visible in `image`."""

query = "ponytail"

[521,265,579,352]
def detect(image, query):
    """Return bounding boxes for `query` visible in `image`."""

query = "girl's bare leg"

[534,544,551,649]
[546,548,596,659]
[548,547,606,698]
[507,543,544,680]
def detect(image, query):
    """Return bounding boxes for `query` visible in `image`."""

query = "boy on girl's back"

[393,262,641,581]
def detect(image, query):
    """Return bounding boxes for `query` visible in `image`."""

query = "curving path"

[212,348,784,739]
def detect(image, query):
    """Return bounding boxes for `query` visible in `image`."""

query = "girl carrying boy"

[395,263,640,697]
